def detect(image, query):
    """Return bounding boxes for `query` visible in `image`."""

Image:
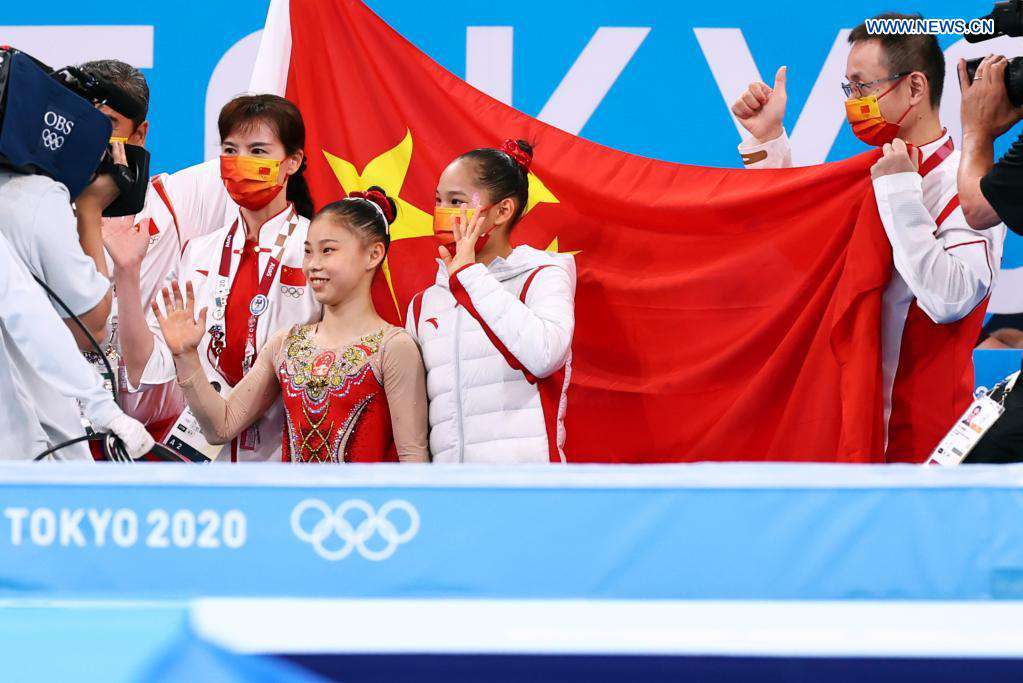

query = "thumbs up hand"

[731,66,788,143]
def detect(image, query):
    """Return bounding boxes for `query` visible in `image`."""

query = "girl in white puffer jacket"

[405,140,576,464]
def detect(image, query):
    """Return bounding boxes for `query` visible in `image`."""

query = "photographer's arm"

[70,174,120,345]
[28,181,112,349]
[981,135,1023,230]
[957,56,1023,229]
[959,130,1000,229]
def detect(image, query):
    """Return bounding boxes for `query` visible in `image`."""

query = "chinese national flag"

[258,0,892,462]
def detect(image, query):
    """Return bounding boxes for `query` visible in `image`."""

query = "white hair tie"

[343,196,390,235]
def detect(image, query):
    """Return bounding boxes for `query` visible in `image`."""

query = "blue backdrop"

[3,0,1023,273]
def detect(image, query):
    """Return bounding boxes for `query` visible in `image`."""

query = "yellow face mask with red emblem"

[845,77,913,147]
[433,206,474,250]
[220,155,284,210]
[432,205,497,253]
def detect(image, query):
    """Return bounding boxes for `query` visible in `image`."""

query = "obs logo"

[41,111,75,151]
[290,498,419,561]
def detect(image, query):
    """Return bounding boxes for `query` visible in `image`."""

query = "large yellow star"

[323,130,432,243]
[322,130,560,319]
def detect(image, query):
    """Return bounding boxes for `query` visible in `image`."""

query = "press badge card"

[927,395,1005,466]
[164,406,225,463]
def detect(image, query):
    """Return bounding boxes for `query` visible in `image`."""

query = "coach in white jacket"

[407,141,576,463]
[730,15,1006,460]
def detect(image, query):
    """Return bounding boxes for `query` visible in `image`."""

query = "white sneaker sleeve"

[404,294,421,344]
[737,130,793,169]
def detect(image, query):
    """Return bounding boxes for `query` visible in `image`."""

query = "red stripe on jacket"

[519,266,565,463]
[448,264,538,384]
[448,264,567,462]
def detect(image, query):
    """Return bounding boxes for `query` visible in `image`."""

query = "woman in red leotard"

[155,187,429,463]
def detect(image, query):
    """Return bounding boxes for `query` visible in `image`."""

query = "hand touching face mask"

[433,203,495,253]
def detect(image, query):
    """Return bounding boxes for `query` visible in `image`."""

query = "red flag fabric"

[280,0,892,462]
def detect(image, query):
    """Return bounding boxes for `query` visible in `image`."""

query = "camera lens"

[1007,57,1023,107]
[963,56,1023,107]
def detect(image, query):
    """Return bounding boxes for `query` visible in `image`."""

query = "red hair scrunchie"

[347,189,395,224]
[501,139,532,172]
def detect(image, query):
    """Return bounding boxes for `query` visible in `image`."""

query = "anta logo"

[42,111,75,135]
[425,317,439,329]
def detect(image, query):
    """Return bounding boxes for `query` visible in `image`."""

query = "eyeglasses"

[841,72,909,98]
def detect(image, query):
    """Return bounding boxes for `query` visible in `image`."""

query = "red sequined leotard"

[278,325,395,462]
[176,323,429,463]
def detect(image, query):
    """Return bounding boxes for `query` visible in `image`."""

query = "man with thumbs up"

[730,12,1007,463]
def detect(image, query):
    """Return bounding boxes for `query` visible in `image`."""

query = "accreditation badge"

[164,407,224,463]
[163,382,229,463]
[927,393,1007,466]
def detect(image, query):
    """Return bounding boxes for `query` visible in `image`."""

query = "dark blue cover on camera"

[0,50,112,198]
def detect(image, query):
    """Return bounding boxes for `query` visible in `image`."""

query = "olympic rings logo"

[41,129,65,151]
[280,285,304,298]
[290,498,419,561]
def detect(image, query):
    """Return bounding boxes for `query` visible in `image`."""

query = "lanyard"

[243,208,301,374]
[210,221,240,322]
[989,370,1021,407]
[207,207,300,369]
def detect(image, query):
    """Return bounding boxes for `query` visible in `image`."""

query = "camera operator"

[0,47,141,457]
[0,232,153,460]
[0,160,123,460]
[957,55,1023,230]
[958,73,1023,459]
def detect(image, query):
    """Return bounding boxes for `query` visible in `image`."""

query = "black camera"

[963,0,1023,106]
[0,47,110,198]
[0,47,148,214]
[51,66,150,217]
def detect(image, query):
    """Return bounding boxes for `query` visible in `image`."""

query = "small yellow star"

[545,237,581,256]
[526,172,558,215]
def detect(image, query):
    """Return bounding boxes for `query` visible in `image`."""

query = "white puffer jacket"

[405,245,576,463]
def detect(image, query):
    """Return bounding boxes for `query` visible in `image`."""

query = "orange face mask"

[845,77,912,147]
[433,205,494,252]
[220,155,284,211]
